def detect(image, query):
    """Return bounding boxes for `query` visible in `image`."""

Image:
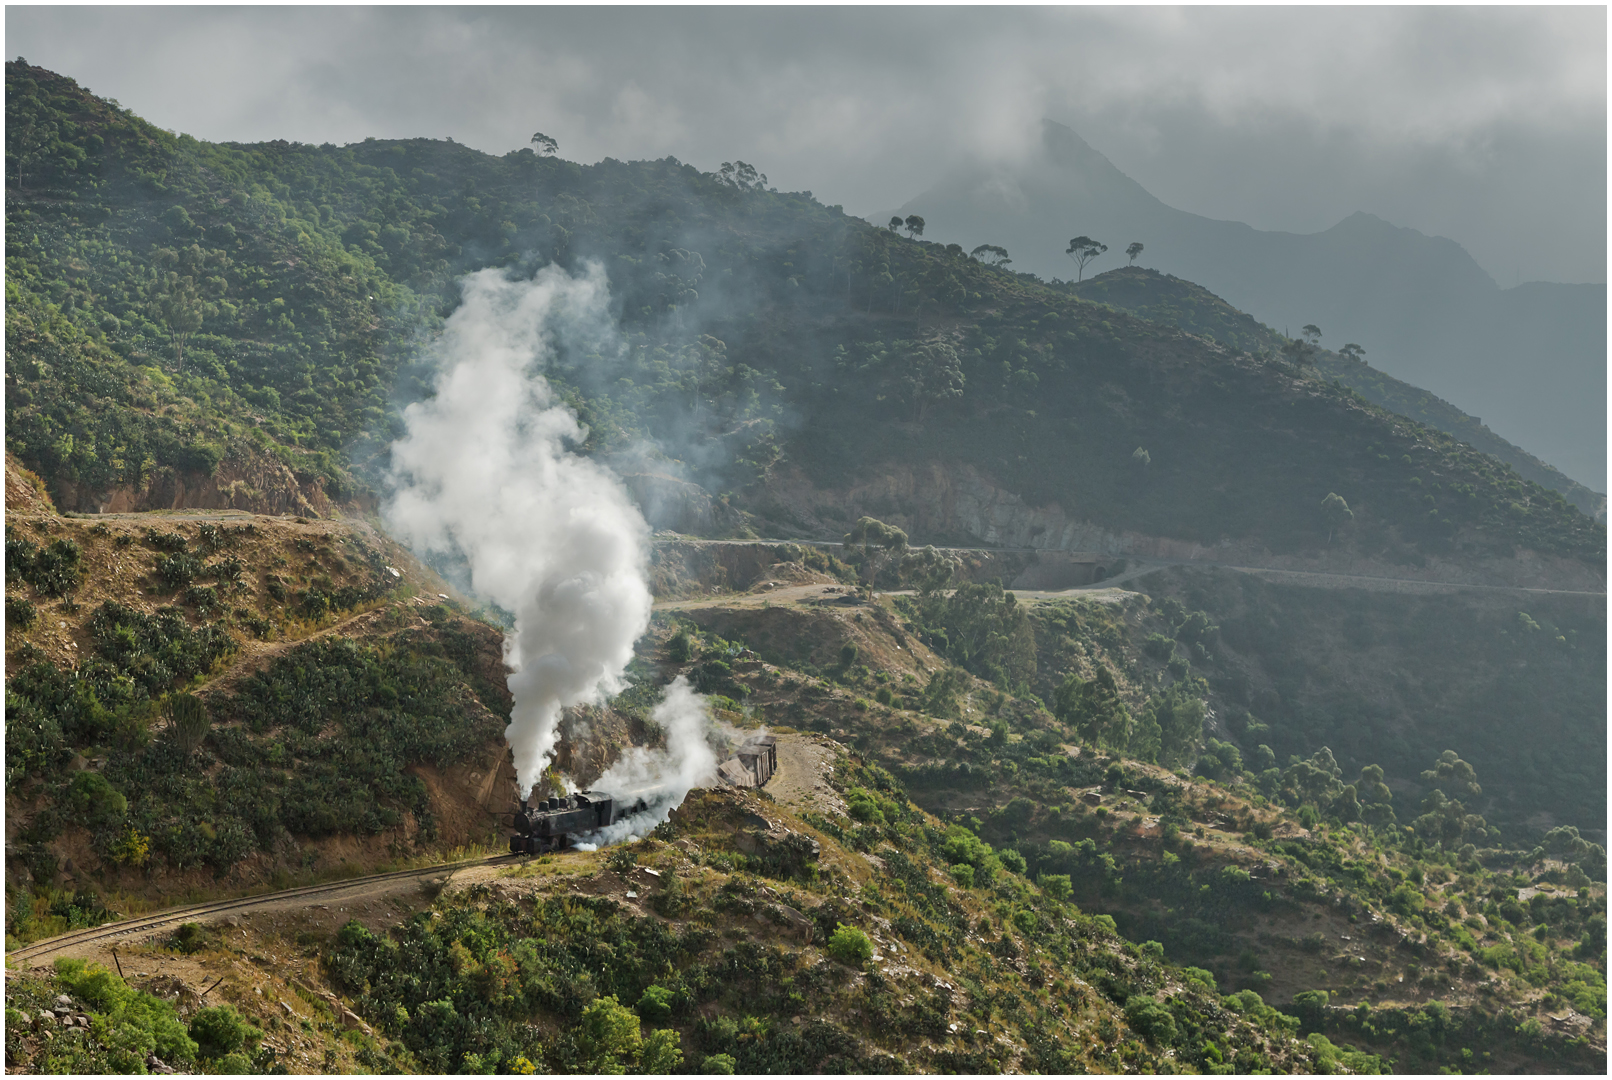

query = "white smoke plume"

[385,264,656,798]
[574,675,721,847]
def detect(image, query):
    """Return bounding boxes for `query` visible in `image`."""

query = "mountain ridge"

[1061,265,1604,516]
[889,120,1607,489]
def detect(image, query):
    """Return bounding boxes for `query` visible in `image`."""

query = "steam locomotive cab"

[508,789,654,854]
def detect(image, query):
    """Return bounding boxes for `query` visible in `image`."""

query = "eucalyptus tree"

[1065,236,1107,280]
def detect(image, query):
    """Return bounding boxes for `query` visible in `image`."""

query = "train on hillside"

[507,735,778,853]
[508,790,652,855]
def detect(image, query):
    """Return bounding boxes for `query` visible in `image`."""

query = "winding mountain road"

[655,540,1604,608]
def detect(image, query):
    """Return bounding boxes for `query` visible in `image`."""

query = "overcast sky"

[9,5,1605,284]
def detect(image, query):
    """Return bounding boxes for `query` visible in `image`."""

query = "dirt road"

[762,734,846,817]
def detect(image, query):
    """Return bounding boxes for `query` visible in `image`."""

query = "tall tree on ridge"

[1066,236,1107,281]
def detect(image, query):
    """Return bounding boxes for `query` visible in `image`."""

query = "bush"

[1038,872,1074,901]
[53,959,197,1065]
[574,994,642,1072]
[828,923,874,966]
[640,1027,684,1072]
[702,1052,738,1074]
[6,594,38,629]
[66,770,127,828]
[845,787,888,827]
[949,863,975,889]
[6,534,83,597]
[1290,989,1329,1030]
[171,922,217,955]
[1124,995,1178,1046]
[154,551,203,588]
[1143,632,1176,660]
[188,1004,260,1060]
[637,984,675,1022]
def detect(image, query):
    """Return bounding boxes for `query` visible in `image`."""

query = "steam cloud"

[385,264,662,798]
[574,675,719,847]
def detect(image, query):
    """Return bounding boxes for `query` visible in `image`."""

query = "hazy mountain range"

[888,121,1606,492]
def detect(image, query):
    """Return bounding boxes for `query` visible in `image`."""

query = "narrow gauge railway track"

[6,854,522,965]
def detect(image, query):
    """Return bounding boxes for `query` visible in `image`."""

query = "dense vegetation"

[292,785,1389,1074]
[3,504,508,950]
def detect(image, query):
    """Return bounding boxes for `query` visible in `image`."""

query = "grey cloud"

[7,5,1604,282]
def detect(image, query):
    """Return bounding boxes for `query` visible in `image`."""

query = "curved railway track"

[6,854,520,965]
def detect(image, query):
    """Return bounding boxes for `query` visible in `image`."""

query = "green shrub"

[948,863,975,889]
[640,1027,684,1072]
[66,771,127,828]
[845,787,888,827]
[636,984,675,1022]
[188,1004,260,1060]
[171,922,216,955]
[6,594,38,629]
[6,534,83,596]
[1143,632,1176,660]
[828,923,874,966]
[154,551,203,588]
[702,1052,738,1074]
[1038,873,1073,902]
[574,994,642,1072]
[53,959,197,1065]
[1290,989,1330,1030]
[1124,995,1178,1046]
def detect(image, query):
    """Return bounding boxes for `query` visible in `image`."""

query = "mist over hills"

[890,121,1607,492]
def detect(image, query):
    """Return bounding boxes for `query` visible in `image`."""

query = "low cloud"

[9,6,1602,281]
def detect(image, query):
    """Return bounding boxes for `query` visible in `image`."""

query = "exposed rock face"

[46,445,331,518]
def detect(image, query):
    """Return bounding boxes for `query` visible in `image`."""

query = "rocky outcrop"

[45,444,332,518]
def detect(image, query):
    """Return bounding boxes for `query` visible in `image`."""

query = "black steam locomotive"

[508,790,653,854]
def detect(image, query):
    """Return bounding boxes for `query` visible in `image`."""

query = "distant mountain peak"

[1039,118,1101,159]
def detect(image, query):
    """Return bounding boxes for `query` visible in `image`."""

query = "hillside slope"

[4,62,1603,587]
[1067,266,1605,518]
[891,120,1607,491]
